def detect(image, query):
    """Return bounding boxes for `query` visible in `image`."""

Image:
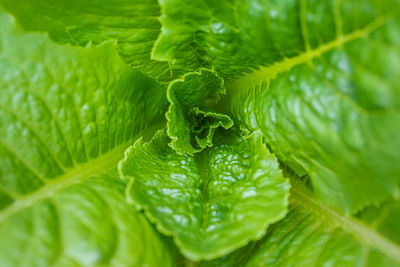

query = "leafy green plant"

[0,0,399,266]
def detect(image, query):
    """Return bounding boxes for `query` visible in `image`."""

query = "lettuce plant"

[0,0,399,266]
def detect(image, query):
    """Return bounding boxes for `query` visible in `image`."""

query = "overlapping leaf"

[0,12,172,266]
[154,0,398,81]
[155,0,400,212]
[0,0,399,266]
[0,0,176,80]
[231,16,400,213]
[0,173,177,267]
[201,180,400,267]
[119,130,290,260]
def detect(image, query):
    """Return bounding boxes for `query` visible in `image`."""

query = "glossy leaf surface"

[0,173,177,267]
[0,12,172,266]
[155,0,398,81]
[201,180,400,267]
[231,16,400,213]
[0,0,175,80]
[120,130,290,260]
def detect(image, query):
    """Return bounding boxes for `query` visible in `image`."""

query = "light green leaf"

[166,69,233,154]
[229,11,400,213]
[0,173,177,267]
[152,0,212,75]
[0,0,175,80]
[119,130,290,261]
[154,0,400,212]
[0,12,171,266]
[154,0,398,82]
[202,180,400,267]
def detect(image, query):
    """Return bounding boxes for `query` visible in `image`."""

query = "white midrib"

[226,15,390,96]
[291,180,400,263]
[0,142,130,222]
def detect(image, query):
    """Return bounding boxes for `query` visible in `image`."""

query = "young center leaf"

[166,69,233,154]
[119,130,290,260]
[0,12,174,266]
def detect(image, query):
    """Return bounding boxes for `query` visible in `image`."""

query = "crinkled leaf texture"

[119,130,290,260]
[0,173,176,267]
[154,0,400,212]
[230,16,400,213]
[0,0,400,266]
[0,0,176,80]
[166,69,233,154]
[0,12,174,266]
[201,180,400,267]
[154,0,399,81]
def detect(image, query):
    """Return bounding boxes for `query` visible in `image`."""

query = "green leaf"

[119,130,290,261]
[0,12,171,266]
[229,13,400,213]
[152,0,212,75]
[154,0,398,82]
[0,173,177,267]
[0,0,175,80]
[153,0,400,212]
[166,69,233,154]
[202,180,400,266]
[198,159,400,267]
